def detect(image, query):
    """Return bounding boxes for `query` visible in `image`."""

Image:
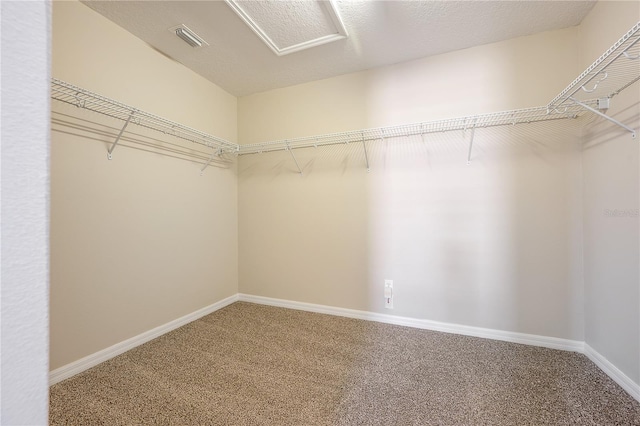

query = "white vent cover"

[168,24,209,48]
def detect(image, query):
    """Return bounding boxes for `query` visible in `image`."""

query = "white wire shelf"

[51,22,639,167]
[51,77,590,160]
[237,103,591,155]
[241,22,640,157]
[51,78,238,154]
[547,21,640,112]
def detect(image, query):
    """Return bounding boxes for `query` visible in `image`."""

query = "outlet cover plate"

[384,279,393,309]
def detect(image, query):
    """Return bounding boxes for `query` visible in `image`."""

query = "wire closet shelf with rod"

[50,21,640,173]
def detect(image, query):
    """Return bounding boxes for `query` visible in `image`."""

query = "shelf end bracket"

[467,118,477,165]
[361,132,370,172]
[286,142,303,175]
[570,97,636,139]
[200,148,222,175]
[107,110,136,159]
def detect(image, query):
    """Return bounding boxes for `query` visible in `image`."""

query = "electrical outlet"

[384,279,393,309]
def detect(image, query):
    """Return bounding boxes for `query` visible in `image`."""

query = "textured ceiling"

[82,1,596,97]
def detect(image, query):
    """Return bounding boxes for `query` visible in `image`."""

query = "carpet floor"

[50,302,640,425]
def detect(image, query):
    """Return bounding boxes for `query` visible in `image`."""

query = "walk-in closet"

[1,0,639,423]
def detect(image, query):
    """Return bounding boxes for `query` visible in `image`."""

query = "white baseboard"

[239,294,640,402]
[584,344,640,402]
[49,294,239,386]
[237,294,584,352]
[51,292,640,405]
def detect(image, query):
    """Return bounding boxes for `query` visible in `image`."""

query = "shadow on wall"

[238,117,585,341]
[49,100,240,370]
[580,92,640,383]
[238,141,373,308]
[499,120,584,340]
[364,119,584,339]
[582,102,640,150]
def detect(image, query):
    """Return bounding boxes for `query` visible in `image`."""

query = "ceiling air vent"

[168,24,209,48]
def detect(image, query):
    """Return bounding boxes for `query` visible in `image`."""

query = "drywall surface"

[50,1,238,370]
[581,1,640,385]
[239,27,580,144]
[1,1,51,423]
[238,28,585,340]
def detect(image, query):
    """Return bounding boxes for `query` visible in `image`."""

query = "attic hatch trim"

[224,0,348,56]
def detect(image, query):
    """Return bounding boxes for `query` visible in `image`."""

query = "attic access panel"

[225,0,348,56]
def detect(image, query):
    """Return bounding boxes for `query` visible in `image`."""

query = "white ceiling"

[82,1,596,97]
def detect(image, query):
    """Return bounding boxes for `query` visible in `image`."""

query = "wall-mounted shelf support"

[107,110,136,160]
[200,148,223,175]
[361,132,370,172]
[466,118,477,165]
[570,97,636,138]
[286,142,303,175]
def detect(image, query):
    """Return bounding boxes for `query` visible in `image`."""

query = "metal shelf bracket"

[570,97,636,139]
[466,118,478,165]
[286,142,303,175]
[200,147,223,175]
[361,132,370,172]
[107,110,136,160]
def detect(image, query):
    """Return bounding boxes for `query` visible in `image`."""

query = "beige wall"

[239,27,579,144]
[580,1,640,383]
[238,28,586,340]
[51,0,640,389]
[50,1,238,370]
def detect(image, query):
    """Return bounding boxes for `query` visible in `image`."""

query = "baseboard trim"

[50,292,640,404]
[49,294,239,386]
[237,294,584,352]
[584,344,640,402]
[239,294,640,402]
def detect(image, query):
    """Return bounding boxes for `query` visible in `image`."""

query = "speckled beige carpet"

[50,302,640,425]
